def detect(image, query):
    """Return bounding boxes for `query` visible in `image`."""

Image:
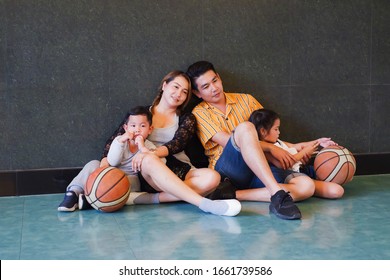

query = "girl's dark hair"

[249,108,280,138]
[123,106,153,125]
[186,61,217,91]
[151,70,192,115]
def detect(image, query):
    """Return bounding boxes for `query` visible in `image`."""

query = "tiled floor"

[1,174,390,260]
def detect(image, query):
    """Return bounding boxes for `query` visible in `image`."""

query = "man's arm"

[259,141,297,170]
[211,131,231,148]
[213,130,297,170]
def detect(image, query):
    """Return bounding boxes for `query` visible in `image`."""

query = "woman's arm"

[158,113,196,156]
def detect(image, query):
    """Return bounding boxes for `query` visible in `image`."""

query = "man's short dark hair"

[186,61,217,91]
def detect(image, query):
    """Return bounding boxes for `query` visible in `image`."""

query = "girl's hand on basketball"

[318,137,337,148]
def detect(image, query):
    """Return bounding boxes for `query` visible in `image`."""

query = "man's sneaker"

[269,190,302,220]
[78,194,93,210]
[206,178,236,200]
[58,191,78,212]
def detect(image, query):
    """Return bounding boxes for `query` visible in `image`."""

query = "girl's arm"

[292,142,319,163]
[284,140,317,152]
[286,137,337,151]
[317,137,338,148]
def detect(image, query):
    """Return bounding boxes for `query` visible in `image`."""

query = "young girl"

[249,108,344,199]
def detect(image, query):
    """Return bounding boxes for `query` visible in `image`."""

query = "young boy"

[58,106,160,211]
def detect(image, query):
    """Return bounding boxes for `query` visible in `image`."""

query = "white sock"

[199,198,241,216]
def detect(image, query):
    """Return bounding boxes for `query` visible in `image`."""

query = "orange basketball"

[85,166,130,212]
[314,145,356,185]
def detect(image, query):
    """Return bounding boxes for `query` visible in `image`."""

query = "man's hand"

[269,145,297,169]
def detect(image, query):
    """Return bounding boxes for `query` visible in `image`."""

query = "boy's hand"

[100,157,110,168]
[118,131,135,144]
[134,135,145,147]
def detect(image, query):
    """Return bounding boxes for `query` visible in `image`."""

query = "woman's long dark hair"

[151,70,192,115]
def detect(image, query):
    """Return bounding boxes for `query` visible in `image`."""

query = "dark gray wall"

[1,0,389,171]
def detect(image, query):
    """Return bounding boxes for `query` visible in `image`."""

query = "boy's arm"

[107,137,126,167]
[135,135,150,153]
[102,123,126,158]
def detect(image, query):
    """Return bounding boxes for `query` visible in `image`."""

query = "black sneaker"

[78,194,93,210]
[269,190,302,220]
[58,191,78,212]
[206,178,236,200]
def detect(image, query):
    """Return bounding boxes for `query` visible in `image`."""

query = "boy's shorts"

[215,134,303,189]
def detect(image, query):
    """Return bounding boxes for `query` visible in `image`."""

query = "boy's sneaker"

[206,178,236,200]
[269,190,302,220]
[58,191,78,212]
[78,194,93,210]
